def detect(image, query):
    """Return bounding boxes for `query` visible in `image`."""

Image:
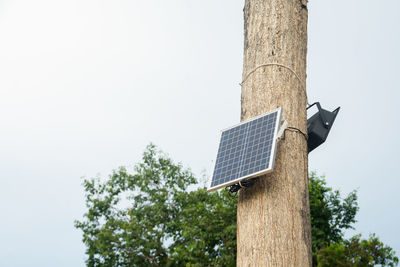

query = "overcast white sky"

[0,0,399,266]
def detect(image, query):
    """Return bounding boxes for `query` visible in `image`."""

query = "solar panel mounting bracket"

[276,120,288,141]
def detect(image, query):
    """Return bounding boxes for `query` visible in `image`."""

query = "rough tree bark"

[237,0,312,266]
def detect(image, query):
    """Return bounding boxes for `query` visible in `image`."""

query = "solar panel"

[207,108,282,192]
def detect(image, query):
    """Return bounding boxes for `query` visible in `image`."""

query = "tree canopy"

[75,144,398,266]
[308,173,398,266]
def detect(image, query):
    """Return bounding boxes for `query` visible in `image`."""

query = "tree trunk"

[237,0,312,266]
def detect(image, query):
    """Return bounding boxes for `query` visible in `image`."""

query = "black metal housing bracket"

[307,102,340,153]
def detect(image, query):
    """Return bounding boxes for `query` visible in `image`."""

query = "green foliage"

[75,143,195,266]
[317,234,399,267]
[309,172,358,264]
[169,188,236,266]
[75,144,236,266]
[309,172,398,266]
[76,145,397,267]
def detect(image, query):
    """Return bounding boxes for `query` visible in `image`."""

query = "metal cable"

[240,62,310,106]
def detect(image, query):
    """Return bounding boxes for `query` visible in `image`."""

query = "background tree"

[317,234,399,267]
[76,145,398,266]
[309,172,358,264]
[75,144,236,266]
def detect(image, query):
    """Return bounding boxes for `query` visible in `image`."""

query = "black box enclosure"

[307,103,340,153]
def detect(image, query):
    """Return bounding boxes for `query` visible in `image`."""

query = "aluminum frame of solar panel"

[207,107,282,192]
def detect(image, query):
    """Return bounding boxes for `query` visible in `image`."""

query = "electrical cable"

[286,126,308,141]
[240,62,310,106]
[226,178,258,194]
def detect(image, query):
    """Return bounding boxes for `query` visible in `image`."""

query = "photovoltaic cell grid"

[208,108,281,192]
